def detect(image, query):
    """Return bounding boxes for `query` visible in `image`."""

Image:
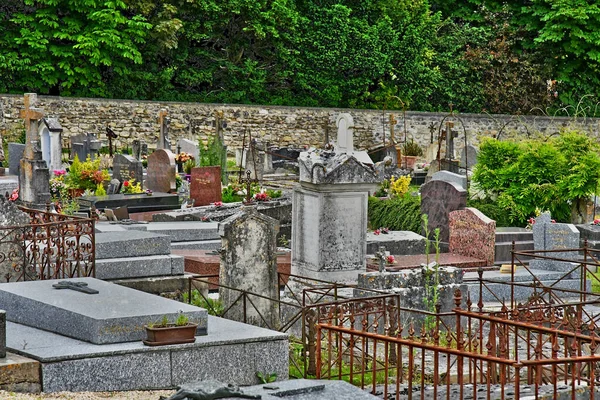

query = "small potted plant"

[401,139,423,170]
[143,312,198,346]
[121,178,144,195]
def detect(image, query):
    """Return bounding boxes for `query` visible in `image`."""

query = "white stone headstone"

[335,113,354,154]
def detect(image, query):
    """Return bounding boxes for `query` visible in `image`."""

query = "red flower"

[123,181,130,187]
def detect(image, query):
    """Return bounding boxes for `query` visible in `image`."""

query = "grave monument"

[157,109,171,151]
[146,149,177,193]
[292,113,379,281]
[18,93,51,207]
[112,154,143,185]
[38,117,63,172]
[420,179,467,245]
[70,133,101,162]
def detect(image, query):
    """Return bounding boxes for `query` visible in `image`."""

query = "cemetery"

[3,92,600,400]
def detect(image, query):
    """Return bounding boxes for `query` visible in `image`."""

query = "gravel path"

[0,390,174,399]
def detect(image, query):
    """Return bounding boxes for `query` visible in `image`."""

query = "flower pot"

[143,323,198,346]
[402,156,418,170]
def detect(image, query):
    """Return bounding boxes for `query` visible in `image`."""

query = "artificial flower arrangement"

[121,178,144,194]
[64,156,110,193]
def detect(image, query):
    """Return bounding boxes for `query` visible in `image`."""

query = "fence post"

[454,289,464,397]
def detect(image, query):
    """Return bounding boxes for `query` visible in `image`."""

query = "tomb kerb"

[291,113,379,282]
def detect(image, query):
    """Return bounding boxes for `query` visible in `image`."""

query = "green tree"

[0,0,151,96]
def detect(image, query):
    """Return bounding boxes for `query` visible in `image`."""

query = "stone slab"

[0,175,18,197]
[7,316,288,392]
[431,170,467,189]
[449,207,496,266]
[366,230,426,255]
[95,230,171,259]
[367,252,486,271]
[0,278,207,344]
[111,274,194,297]
[95,254,184,280]
[0,352,40,392]
[171,239,222,251]
[144,222,220,242]
[78,192,180,214]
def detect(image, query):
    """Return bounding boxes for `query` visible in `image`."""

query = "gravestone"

[38,117,63,172]
[146,149,176,193]
[178,138,200,162]
[529,212,580,276]
[107,178,121,195]
[157,109,171,151]
[335,113,354,154]
[420,180,467,244]
[293,113,379,281]
[8,143,25,176]
[132,139,142,160]
[431,170,467,190]
[190,167,222,206]
[219,205,279,328]
[71,133,101,161]
[459,144,478,170]
[18,93,51,207]
[245,144,265,181]
[0,195,31,282]
[449,207,496,266]
[112,154,143,185]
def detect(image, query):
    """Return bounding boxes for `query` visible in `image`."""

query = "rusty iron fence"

[0,204,95,281]
[316,289,600,399]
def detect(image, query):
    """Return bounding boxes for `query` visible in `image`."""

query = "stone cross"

[19,93,45,160]
[444,120,458,161]
[157,109,171,150]
[389,114,398,145]
[335,113,354,154]
[376,246,387,273]
[52,281,99,294]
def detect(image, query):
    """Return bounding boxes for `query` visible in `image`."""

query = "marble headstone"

[420,180,467,244]
[449,207,496,266]
[146,149,176,193]
[219,206,280,328]
[190,166,222,206]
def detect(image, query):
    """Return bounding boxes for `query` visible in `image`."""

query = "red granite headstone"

[146,149,176,193]
[190,166,222,206]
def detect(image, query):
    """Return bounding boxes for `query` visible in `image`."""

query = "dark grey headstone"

[112,154,143,185]
[530,212,580,275]
[420,180,467,243]
[8,143,25,176]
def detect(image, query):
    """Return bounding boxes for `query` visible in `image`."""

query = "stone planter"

[402,156,418,170]
[143,323,198,346]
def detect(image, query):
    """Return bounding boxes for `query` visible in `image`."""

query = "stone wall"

[2,93,600,154]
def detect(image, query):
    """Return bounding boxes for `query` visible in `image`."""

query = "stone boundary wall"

[2,94,600,154]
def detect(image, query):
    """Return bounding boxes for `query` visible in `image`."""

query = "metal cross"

[19,93,45,159]
[52,281,99,294]
[240,170,258,204]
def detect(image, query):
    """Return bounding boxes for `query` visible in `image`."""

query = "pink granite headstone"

[190,166,222,206]
[449,207,496,266]
[146,149,176,193]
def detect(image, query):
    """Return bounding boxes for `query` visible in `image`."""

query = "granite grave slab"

[420,179,467,244]
[77,192,179,214]
[112,154,143,185]
[0,278,207,344]
[146,149,176,193]
[190,166,222,206]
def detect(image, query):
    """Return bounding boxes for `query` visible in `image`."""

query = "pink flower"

[594,219,600,226]
[53,169,66,176]
[213,201,223,207]
[9,188,18,202]
[386,255,395,264]
[373,229,381,235]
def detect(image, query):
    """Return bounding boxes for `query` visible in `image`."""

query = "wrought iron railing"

[0,204,95,281]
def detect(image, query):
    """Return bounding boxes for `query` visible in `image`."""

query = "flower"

[213,201,223,207]
[380,227,389,234]
[121,178,143,194]
[386,255,395,264]
[253,192,269,202]
[53,169,66,177]
[123,181,130,187]
[373,229,381,235]
[594,219,600,226]
[9,188,18,202]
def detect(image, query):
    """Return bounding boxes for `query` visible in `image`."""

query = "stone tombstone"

[219,205,280,328]
[530,212,580,275]
[146,149,176,193]
[449,207,496,266]
[131,139,142,161]
[157,109,171,151]
[190,166,222,206]
[335,113,354,154]
[38,117,63,172]
[19,93,51,207]
[71,133,101,161]
[459,144,478,170]
[245,144,265,181]
[431,170,467,190]
[420,180,467,244]
[8,143,25,176]
[112,154,143,185]
[0,195,31,282]
[178,138,200,162]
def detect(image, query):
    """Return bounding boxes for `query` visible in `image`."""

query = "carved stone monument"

[39,117,63,172]
[157,109,171,151]
[19,93,51,207]
[112,154,143,185]
[146,149,176,193]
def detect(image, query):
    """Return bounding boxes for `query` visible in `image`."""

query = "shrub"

[368,194,421,233]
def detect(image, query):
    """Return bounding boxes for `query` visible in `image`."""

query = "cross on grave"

[106,127,117,157]
[240,170,258,204]
[157,109,171,150]
[443,121,459,161]
[19,93,45,160]
[52,280,99,295]
[389,114,398,145]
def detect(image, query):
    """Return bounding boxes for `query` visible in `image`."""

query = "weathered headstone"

[459,144,478,170]
[219,205,279,328]
[132,139,142,161]
[335,113,354,154]
[38,117,63,172]
[449,207,496,266]
[107,179,121,195]
[70,133,101,161]
[431,170,467,190]
[530,212,580,276]
[245,144,265,181]
[190,167,222,206]
[112,154,143,185]
[178,138,200,162]
[146,149,176,193]
[8,143,25,176]
[0,195,31,282]
[157,109,171,151]
[19,93,51,207]
[420,180,467,244]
